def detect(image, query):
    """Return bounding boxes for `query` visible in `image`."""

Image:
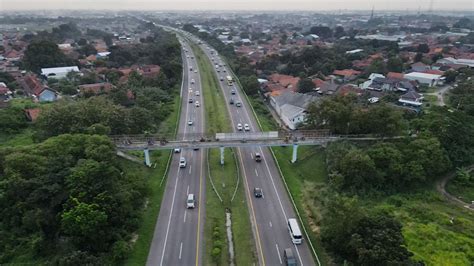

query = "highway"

[193,37,317,265]
[146,37,205,266]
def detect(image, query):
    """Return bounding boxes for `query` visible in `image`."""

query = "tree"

[414,52,423,62]
[387,56,404,72]
[348,213,413,265]
[297,78,314,93]
[22,40,73,73]
[417,43,429,53]
[334,26,345,38]
[443,70,458,83]
[240,75,259,96]
[309,26,333,39]
[61,199,108,249]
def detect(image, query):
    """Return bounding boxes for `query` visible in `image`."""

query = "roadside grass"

[191,41,257,265]
[125,91,181,265]
[247,97,279,131]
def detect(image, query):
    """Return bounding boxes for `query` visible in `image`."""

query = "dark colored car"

[284,248,297,266]
[255,152,262,162]
[254,187,263,198]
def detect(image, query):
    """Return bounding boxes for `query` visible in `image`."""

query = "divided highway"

[146,38,205,266]
[193,38,317,265]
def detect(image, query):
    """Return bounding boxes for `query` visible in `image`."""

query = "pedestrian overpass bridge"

[111,130,401,166]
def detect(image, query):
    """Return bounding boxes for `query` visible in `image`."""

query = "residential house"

[269,91,318,130]
[411,62,430,72]
[267,74,300,92]
[332,69,361,82]
[35,88,58,102]
[313,78,339,95]
[78,82,113,95]
[140,65,161,78]
[41,66,80,79]
[398,90,424,107]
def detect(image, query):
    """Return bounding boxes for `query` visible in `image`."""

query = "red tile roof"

[333,69,361,77]
[387,72,404,80]
[78,83,113,94]
[24,108,41,122]
[23,74,44,96]
[423,69,444,75]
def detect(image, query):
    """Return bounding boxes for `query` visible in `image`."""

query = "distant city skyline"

[2,0,473,12]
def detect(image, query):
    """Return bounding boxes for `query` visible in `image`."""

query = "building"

[24,108,41,122]
[36,88,58,102]
[437,57,474,68]
[78,83,113,95]
[269,91,318,130]
[41,66,80,79]
[404,72,443,86]
[398,90,424,107]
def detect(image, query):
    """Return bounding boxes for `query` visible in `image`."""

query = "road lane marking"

[179,242,183,260]
[255,168,259,177]
[269,221,272,227]
[187,185,189,195]
[184,210,187,223]
[195,149,204,266]
[189,165,192,174]
[275,244,282,264]
[159,169,180,266]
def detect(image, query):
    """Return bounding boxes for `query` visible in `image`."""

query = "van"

[186,194,195,209]
[283,248,297,266]
[287,218,302,244]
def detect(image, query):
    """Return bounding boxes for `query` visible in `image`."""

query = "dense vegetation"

[22,39,76,73]
[0,134,147,264]
[0,23,183,264]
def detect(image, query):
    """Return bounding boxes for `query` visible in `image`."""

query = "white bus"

[288,218,302,244]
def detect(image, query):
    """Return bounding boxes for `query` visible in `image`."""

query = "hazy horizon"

[2,0,473,12]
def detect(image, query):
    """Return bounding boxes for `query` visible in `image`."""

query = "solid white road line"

[159,170,180,266]
[179,242,183,260]
[275,244,282,264]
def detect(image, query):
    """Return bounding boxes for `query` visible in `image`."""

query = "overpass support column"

[220,147,225,165]
[291,144,298,163]
[144,149,151,167]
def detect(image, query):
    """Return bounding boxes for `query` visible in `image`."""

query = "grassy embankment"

[242,86,474,265]
[190,41,257,266]
[125,89,181,265]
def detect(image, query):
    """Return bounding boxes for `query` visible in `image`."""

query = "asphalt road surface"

[194,38,317,266]
[146,38,206,266]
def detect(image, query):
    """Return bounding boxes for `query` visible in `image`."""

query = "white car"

[195,91,200,96]
[186,194,196,209]
[179,157,186,168]
[194,70,198,73]
[174,148,181,153]
[237,123,243,131]
[244,124,250,131]
[188,120,193,126]
[195,101,200,107]
[191,79,195,84]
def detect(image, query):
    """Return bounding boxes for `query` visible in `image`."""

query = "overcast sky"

[2,0,473,11]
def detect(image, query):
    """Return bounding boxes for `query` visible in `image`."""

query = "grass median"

[190,41,257,265]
